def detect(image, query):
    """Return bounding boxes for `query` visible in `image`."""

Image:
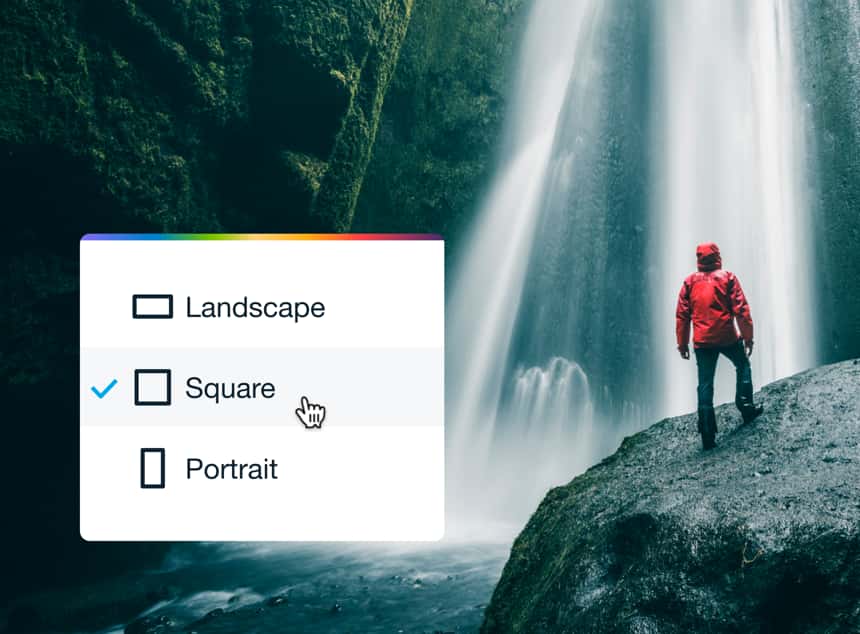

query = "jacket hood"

[696,242,722,272]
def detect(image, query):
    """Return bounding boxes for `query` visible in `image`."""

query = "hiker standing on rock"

[675,242,764,450]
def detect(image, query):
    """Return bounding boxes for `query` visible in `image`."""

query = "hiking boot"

[698,407,717,450]
[741,404,764,424]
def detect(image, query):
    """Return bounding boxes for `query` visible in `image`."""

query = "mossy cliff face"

[0,0,412,598]
[353,0,526,242]
[266,0,415,231]
[1,0,414,382]
[0,0,412,235]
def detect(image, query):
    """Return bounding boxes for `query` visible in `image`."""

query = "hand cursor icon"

[296,396,325,428]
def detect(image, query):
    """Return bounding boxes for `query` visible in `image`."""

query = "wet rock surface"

[483,359,860,633]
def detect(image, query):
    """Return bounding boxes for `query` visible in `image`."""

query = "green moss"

[354,0,527,239]
[0,0,417,387]
[0,0,418,233]
[307,0,416,230]
[284,150,327,194]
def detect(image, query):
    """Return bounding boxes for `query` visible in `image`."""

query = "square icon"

[132,294,173,319]
[134,369,172,406]
[140,448,165,489]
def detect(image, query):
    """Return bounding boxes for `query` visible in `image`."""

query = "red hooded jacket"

[676,242,753,350]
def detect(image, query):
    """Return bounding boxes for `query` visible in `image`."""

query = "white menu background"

[79,236,444,541]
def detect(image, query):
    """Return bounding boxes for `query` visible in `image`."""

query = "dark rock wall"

[0,0,413,234]
[794,1,860,363]
[353,0,526,247]
[0,0,412,600]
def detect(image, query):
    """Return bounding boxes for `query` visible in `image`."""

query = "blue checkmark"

[91,379,118,399]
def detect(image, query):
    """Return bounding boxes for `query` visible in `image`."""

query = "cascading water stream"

[446,0,607,534]
[448,0,817,535]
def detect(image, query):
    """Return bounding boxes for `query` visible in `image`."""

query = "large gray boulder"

[483,359,860,633]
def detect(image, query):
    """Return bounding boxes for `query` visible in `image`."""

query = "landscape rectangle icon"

[140,448,165,488]
[132,294,173,319]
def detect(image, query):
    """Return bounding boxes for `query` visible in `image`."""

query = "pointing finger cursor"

[296,395,325,429]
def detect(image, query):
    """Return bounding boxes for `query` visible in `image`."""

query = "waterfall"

[447,0,608,532]
[652,0,815,417]
[448,0,816,533]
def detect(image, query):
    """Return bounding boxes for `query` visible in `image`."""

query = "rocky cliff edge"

[484,359,860,633]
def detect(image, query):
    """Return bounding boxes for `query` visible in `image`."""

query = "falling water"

[652,0,815,417]
[447,0,624,532]
[448,0,816,533]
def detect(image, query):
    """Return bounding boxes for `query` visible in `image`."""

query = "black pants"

[694,339,754,413]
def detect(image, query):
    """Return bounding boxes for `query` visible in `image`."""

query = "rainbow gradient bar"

[82,233,442,241]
